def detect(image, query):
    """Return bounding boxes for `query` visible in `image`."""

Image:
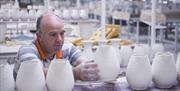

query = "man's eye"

[60,32,65,36]
[50,33,57,37]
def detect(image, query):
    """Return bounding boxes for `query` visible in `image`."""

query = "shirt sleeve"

[68,45,82,63]
[62,41,82,64]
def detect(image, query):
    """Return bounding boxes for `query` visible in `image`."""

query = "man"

[14,12,99,81]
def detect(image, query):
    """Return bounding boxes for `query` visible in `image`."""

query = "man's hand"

[73,61,100,81]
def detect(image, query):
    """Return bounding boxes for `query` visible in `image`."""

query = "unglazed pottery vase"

[79,9,89,19]
[152,52,177,88]
[28,9,37,20]
[94,44,120,81]
[151,43,164,59]
[0,62,15,91]
[0,23,6,43]
[111,39,122,67]
[120,45,133,67]
[16,60,46,91]
[126,54,152,90]
[176,52,180,82]
[82,40,94,60]
[46,59,74,91]
[63,9,71,20]
[71,9,79,19]
[133,44,146,55]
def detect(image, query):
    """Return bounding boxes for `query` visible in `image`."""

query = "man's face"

[38,14,64,54]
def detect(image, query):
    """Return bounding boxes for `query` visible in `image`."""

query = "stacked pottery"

[82,40,94,60]
[16,60,46,91]
[9,9,19,21]
[94,40,120,81]
[46,59,74,91]
[28,9,37,21]
[79,9,89,19]
[62,9,71,20]
[120,45,133,67]
[19,9,29,21]
[176,52,180,82]
[71,9,79,19]
[152,52,177,88]
[126,54,152,90]
[0,23,6,43]
[0,62,15,91]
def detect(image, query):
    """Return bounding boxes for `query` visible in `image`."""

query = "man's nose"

[57,34,63,42]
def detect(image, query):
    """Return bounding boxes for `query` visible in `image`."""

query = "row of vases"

[82,40,165,68]
[59,9,89,20]
[126,52,179,90]
[120,43,164,67]
[0,59,74,91]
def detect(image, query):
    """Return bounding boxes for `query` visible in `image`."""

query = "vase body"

[46,60,74,91]
[176,52,180,82]
[63,9,71,20]
[71,9,79,19]
[94,45,120,81]
[111,39,121,67]
[151,43,164,59]
[133,44,146,55]
[0,62,15,91]
[0,23,6,43]
[79,9,88,19]
[152,52,177,88]
[16,60,46,91]
[120,45,133,67]
[82,40,94,60]
[126,54,152,90]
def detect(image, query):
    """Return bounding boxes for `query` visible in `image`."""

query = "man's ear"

[36,30,41,39]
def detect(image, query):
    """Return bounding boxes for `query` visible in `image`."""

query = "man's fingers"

[83,62,98,69]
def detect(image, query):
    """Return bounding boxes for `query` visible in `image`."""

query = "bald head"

[36,12,63,32]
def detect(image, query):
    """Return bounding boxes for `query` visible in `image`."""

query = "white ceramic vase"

[79,9,88,19]
[120,45,133,67]
[133,44,146,55]
[63,9,71,20]
[71,9,79,19]
[46,60,74,91]
[16,60,46,91]
[82,40,94,60]
[151,43,164,59]
[111,39,122,67]
[0,23,6,43]
[126,54,152,90]
[0,62,15,91]
[94,45,120,81]
[19,9,29,21]
[176,52,180,82]
[152,52,177,88]
[28,9,37,20]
